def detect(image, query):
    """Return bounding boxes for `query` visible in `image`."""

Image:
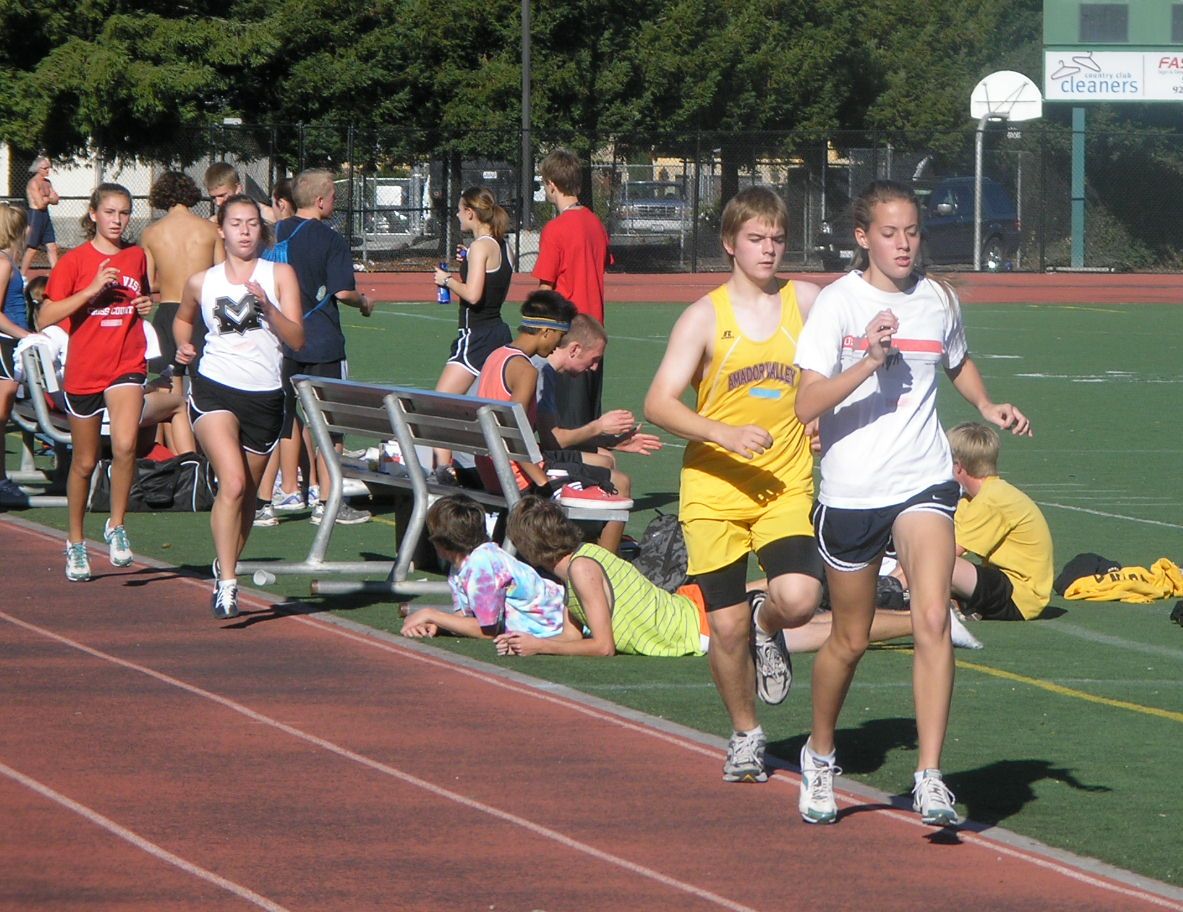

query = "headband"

[520,316,571,332]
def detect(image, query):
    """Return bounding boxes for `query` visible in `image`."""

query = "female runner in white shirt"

[174,196,304,620]
[793,180,1031,827]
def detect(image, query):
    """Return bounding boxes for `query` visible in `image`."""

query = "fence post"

[1038,129,1047,273]
[692,132,701,273]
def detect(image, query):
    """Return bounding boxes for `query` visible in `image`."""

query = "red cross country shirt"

[45,242,149,395]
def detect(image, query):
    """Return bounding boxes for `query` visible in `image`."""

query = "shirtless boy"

[21,157,60,275]
[141,171,224,452]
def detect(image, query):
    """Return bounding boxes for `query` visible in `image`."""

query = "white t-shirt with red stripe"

[795,270,967,510]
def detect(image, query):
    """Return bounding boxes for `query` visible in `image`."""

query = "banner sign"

[1044,50,1183,101]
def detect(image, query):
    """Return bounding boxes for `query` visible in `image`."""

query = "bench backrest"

[293,375,543,464]
[16,345,71,444]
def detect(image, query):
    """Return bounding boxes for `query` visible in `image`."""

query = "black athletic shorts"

[694,535,824,612]
[446,322,512,376]
[281,357,347,437]
[148,302,202,377]
[963,563,1024,621]
[63,374,146,419]
[813,480,960,572]
[0,336,16,382]
[188,372,284,455]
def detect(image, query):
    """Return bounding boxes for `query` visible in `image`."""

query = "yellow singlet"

[680,282,814,522]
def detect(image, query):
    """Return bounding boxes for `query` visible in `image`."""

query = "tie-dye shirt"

[448,542,565,638]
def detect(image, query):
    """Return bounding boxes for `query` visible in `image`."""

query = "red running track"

[1,516,1180,912]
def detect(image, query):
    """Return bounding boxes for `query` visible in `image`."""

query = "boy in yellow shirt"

[948,422,1053,620]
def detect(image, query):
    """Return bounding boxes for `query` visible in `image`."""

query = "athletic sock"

[805,739,836,766]
[736,725,764,740]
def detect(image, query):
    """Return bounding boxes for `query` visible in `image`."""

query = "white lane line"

[1036,501,1183,530]
[0,611,760,912]
[1037,622,1183,661]
[295,615,1183,911]
[0,760,292,912]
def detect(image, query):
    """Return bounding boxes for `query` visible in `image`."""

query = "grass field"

[6,298,1182,886]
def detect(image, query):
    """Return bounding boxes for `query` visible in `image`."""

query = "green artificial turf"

[7,299,1181,887]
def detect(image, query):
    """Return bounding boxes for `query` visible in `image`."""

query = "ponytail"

[461,186,509,241]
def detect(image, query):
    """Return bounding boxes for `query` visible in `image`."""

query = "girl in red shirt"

[41,183,153,582]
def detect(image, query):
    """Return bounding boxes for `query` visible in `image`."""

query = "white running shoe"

[103,519,133,567]
[799,743,840,824]
[749,591,792,704]
[722,729,767,783]
[949,605,984,650]
[913,769,960,826]
[64,541,91,582]
[271,489,307,514]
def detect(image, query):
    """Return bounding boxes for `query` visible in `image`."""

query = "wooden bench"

[237,375,629,598]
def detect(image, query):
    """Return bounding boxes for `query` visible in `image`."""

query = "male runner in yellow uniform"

[644,186,823,783]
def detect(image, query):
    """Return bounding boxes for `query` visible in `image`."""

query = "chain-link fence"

[6,122,1183,273]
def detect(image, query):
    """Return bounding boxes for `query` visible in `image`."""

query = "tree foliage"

[0,0,1046,161]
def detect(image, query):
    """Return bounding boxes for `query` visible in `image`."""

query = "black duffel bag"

[88,452,217,512]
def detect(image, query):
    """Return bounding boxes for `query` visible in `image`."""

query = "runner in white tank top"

[174,195,304,621]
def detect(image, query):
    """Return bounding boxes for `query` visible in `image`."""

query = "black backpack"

[631,511,688,592]
[89,452,217,512]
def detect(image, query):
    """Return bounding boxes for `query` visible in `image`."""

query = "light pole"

[520,0,532,231]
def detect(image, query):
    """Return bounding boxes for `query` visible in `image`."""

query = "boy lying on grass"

[494,497,983,657]
[400,494,566,641]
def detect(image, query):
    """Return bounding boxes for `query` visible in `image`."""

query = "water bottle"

[436,263,450,304]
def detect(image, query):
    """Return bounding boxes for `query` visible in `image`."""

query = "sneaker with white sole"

[64,541,91,582]
[557,482,634,510]
[253,503,278,527]
[722,729,768,783]
[103,519,133,567]
[912,769,960,826]
[310,501,372,525]
[211,581,240,620]
[949,605,984,650]
[749,590,792,705]
[799,743,841,824]
[271,489,306,514]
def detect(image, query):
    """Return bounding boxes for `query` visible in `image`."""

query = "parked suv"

[922,177,1021,271]
[610,180,690,245]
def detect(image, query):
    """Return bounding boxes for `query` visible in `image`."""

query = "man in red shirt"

[533,149,610,434]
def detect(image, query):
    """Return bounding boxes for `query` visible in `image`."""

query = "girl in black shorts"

[430,187,513,477]
[175,196,304,619]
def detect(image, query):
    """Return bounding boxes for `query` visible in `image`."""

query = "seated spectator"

[473,291,632,524]
[947,422,1054,620]
[534,313,662,458]
[400,494,566,641]
[533,313,659,552]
